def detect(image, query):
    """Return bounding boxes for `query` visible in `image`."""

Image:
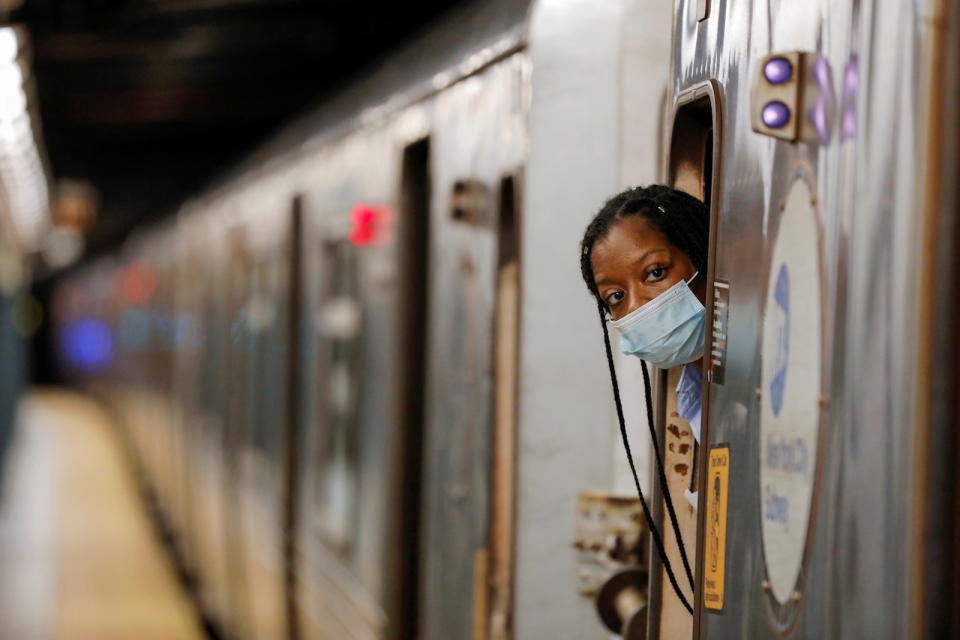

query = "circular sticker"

[760,178,822,604]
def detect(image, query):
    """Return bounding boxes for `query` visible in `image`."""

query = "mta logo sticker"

[769,263,790,417]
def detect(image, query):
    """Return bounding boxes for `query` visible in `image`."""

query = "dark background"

[16,0,468,265]
[18,0,468,382]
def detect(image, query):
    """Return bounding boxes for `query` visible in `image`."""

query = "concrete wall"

[515,0,672,635]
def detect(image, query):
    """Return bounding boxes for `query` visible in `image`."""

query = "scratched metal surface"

[669,0,942,637]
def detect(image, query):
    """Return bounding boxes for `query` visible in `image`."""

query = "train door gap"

[396,137,430,640]
[648,83,721,640]
[487,172,522,640]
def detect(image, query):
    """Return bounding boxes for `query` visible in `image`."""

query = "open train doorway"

[282,195,304,640]
[486,172,522,640]
[392,137,431,640]
[648,82,722,639]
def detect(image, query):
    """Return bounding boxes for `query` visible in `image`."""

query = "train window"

[227,227,253,471]
[668,92,717,203]
[250,255,281,455]
[314,238,363,554]
[649,81,721,637]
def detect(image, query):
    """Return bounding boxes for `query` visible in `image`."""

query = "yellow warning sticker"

[703,444,730,612]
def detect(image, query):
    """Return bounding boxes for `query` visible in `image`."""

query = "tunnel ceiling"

[14,0,468,268]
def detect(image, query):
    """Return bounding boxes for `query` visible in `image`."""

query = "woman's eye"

[605,291,624,306]
[646,266,666,282]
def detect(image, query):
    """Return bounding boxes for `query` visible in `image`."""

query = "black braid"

[581,184,708,613]
[597,300,694,614]
[640,357,696,593]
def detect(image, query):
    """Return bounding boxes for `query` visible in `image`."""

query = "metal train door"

[418,169,523,640]
[648,81,723,640]
[662,0,960,638]
[417,55,527,640]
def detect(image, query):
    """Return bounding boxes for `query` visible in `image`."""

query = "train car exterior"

[52,0,679,638]
[650,0,960,638]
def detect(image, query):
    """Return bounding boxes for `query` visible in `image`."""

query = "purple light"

[807,56,834,144]
[842,108,857,140]
[809,101,829,142]
[844,57,859,95]
[764,57,793,84]
[842,56,859,141]
[60,317,113,372]
[762,101,791,129]
[814,57,833,99]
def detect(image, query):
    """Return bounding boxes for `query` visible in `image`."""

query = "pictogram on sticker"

[704,444,730,613]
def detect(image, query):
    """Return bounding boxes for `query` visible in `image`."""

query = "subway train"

[52,0,960,639]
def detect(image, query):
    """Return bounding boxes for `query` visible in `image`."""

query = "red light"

[119,262,156,304]
[349,204,394,247]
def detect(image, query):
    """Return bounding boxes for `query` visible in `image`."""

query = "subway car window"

[314,239,363,554]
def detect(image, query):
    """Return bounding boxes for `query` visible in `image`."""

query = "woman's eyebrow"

[631,248,668,268]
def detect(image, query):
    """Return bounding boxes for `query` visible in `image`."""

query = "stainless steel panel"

[666,0,953,637]
[418,55,528,640]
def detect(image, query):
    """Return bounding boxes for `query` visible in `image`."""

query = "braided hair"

[580,184,710,614]
[580,184,710,302]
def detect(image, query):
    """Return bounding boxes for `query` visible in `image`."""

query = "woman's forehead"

[593,217,670,263]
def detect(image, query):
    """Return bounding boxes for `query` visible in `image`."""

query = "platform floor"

[0,389,205,640]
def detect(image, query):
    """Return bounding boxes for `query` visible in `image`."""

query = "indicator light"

[349,204,394,247]
[763,57,793,84]
[762,101,791,129]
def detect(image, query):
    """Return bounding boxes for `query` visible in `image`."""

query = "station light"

[118,262,157,305]
[0,25,52,254]
[60,317,114,371]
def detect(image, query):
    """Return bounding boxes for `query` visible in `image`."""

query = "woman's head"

[582,186,709,608]
[580,185,709,320]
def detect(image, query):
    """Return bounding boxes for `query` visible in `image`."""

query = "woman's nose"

[623,286,650,316]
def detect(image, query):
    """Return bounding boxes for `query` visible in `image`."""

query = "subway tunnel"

[1,1,960,640]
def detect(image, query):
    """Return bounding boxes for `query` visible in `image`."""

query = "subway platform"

[0,389,205,640]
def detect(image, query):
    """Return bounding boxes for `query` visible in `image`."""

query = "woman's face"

[591,215,704,321]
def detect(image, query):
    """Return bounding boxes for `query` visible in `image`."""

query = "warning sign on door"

[703,444,730,612]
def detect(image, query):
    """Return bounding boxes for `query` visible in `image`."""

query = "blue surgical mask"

[610,272,705,368]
